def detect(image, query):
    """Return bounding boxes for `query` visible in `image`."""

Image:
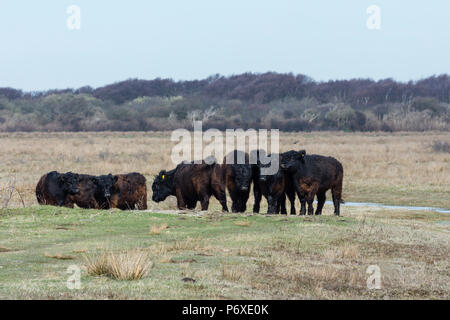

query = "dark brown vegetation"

[1,73,449,132]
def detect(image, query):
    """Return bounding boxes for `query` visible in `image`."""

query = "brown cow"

[68,174,117,209]
[152,161,228,211]
[109,172,148,210]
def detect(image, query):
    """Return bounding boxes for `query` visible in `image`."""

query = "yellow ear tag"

[162,175,165,180]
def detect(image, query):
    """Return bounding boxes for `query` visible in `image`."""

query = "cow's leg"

[280,193,287,215]
[331,186,342,216]
[200,198,210,211]
[228,189,239,213]
[306,197,314,215]
[212,183,228,212]
[267,196,276,214]
[253,184,262,213]
[315,191,326,215]
[275,197,281,214]
[306,184,319,215]
[140,193,148,210]
[294,180,306,215]
[176,188,187,209]
[240,192,249,213]
[286,189,296,215]
[296,191,306,215]
[231,196,239,213]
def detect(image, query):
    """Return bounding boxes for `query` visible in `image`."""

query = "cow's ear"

[298,150,306,163]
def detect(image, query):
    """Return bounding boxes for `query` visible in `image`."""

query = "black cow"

[152,161,228,211]
[68,174,117,209]
[253,152,297,215]
[36,171,80,207]
[223,150,252,213]
[280,150,344,216]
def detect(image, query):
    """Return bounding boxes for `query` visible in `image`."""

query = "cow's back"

[35,171,64,206]
[304,155,343,190]
[110,172,147,210]
[35,173,49,204]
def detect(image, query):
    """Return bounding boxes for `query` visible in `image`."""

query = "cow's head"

[280,150,306,171]
[232,164,252,191]
[152,170,174,202]
[93,174,117,198]
[258,154,280,183]
[59,172,80,195]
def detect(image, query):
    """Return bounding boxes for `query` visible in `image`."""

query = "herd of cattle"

[36,149,344,215]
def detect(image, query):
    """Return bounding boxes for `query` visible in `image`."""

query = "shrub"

[431,141,450,153]
[84,249,152,280]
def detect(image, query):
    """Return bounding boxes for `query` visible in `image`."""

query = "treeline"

[0,73,449,132]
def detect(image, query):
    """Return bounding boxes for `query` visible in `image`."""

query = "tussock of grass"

[149,223,168,235]
[222,265,245,282]
[84,250,152,280]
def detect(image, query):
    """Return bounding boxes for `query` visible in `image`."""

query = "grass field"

[0,131,449,299]
[0,206,448,299]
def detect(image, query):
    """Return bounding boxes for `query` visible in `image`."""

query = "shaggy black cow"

[109,172,147,210]
[223,150,252,213]
[68,174,117,209]
[35,171,80,207]
[252,152,297,215]
[152,161,228,211]
[280,150,344,216]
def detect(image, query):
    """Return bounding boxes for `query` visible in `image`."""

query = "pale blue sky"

[0,0,449,90]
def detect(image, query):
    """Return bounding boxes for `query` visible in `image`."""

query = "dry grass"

[147,236,207,254]
[222,265,245,282]
[0,131,448,299]
[44,253,75,260]
[72,249,88,254]
[149,223,168,235]
[234,219,251,227]
[0,205,448,299]
[0,131,448,209]
[84,249,152,280]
